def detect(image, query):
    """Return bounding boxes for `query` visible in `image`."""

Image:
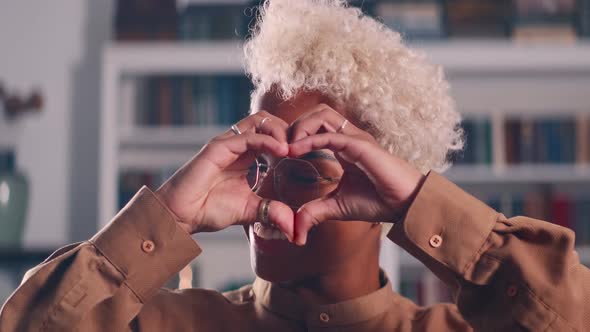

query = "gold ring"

[257,117,271,132]
[258,199,271,224]
[336,119,349,133]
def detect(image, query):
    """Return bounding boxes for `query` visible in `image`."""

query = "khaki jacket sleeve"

[388,171,589,331]
[0,186,201,332]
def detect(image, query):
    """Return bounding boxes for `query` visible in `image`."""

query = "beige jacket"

[0,172,588,331]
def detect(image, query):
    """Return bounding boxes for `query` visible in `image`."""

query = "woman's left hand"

[288,104,427,245]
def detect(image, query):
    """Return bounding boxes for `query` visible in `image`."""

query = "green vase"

[0,151,29,248]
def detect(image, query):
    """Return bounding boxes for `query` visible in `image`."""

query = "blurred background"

[1,0,590,306]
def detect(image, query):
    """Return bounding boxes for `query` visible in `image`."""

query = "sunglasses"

[247,157,341,207]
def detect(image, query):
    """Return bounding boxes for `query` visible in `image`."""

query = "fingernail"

[296,236,306,246]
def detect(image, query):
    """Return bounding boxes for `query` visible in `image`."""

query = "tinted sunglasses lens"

[275,159,320,206]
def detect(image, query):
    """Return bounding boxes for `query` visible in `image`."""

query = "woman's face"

[247,90,381,282]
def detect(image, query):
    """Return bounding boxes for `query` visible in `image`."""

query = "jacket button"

[506,285,518,297]
[429,235,443,248]
[142,240,155,253]
[319,312,330,323]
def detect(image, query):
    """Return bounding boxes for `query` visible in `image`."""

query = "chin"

[248,246,309,282]
[251,257,310,283]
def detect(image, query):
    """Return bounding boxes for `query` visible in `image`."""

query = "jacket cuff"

[388,171,498,284]
[90,186,201,302]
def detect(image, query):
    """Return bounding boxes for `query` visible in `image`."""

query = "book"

[520,118,534,163]
[114,0,178,41]
[455,118,492,165]
[579,0,590,36]
[501,117,578,164]
[512,0,577,42]
[574,198,590,245]
[443,0,512,38]
[119,77,137,129]
[158,77,173,126]
[178,4,248,40]
[376,1,444,40]
[552,193,572,229]
[171,77,185,126]
[576,113,590,164]
[504,118,521,164]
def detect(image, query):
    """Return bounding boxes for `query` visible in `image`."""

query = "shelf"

[118,126,228,170]
[445,164,590,183]
[415,40,590,75]
[400,245,590,269]
[120,126,226,147]
[104,40,590,76]
[104,42,245,75]
[119,146,199,171]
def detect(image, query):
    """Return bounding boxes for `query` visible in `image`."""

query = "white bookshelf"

[99,41,590,289]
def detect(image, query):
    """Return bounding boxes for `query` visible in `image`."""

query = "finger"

[257,116,289,144]
[206,133,289,170]
[290,104,361,142]
[294,196,344,245]
[240,194,295,241]
[289,132,364,165]
[219,111,289,143]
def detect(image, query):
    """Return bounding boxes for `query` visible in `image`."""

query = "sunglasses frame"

[248,157,341,199]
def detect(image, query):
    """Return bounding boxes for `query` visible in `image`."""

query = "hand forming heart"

[155,105,426,246]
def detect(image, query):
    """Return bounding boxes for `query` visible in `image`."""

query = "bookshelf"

[99,40,590,293]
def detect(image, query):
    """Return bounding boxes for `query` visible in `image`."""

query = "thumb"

[294,195,345,246]
[242,194,295,241]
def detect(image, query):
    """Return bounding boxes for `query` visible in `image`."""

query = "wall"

[0,0,113,247]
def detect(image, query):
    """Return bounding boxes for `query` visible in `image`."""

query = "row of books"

[504,118,577,164]
[454,118,492,165]
[121,75,253,127]
[113,0,590,41]
[481,190,590,244]
[454,117,584,165]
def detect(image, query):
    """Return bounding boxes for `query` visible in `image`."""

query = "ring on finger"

[336,119,349,133]
[257,117,271,132]
[258,199,271,225]
[230,124,242,135]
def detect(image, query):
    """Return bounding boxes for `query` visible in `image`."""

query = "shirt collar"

[252,270,399,327]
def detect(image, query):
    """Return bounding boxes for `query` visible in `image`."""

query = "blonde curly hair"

[243,0,464,174]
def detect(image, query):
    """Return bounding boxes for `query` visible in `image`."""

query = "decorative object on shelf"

[0,81,43,248]
[0,82,43,119]
[0,150,29,248]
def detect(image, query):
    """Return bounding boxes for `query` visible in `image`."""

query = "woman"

[1,0,588,331]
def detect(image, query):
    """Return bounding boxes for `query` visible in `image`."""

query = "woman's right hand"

[155,112,295,241]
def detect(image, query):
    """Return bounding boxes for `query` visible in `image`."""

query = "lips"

[252,222,288,240]
[250,222,302,256]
